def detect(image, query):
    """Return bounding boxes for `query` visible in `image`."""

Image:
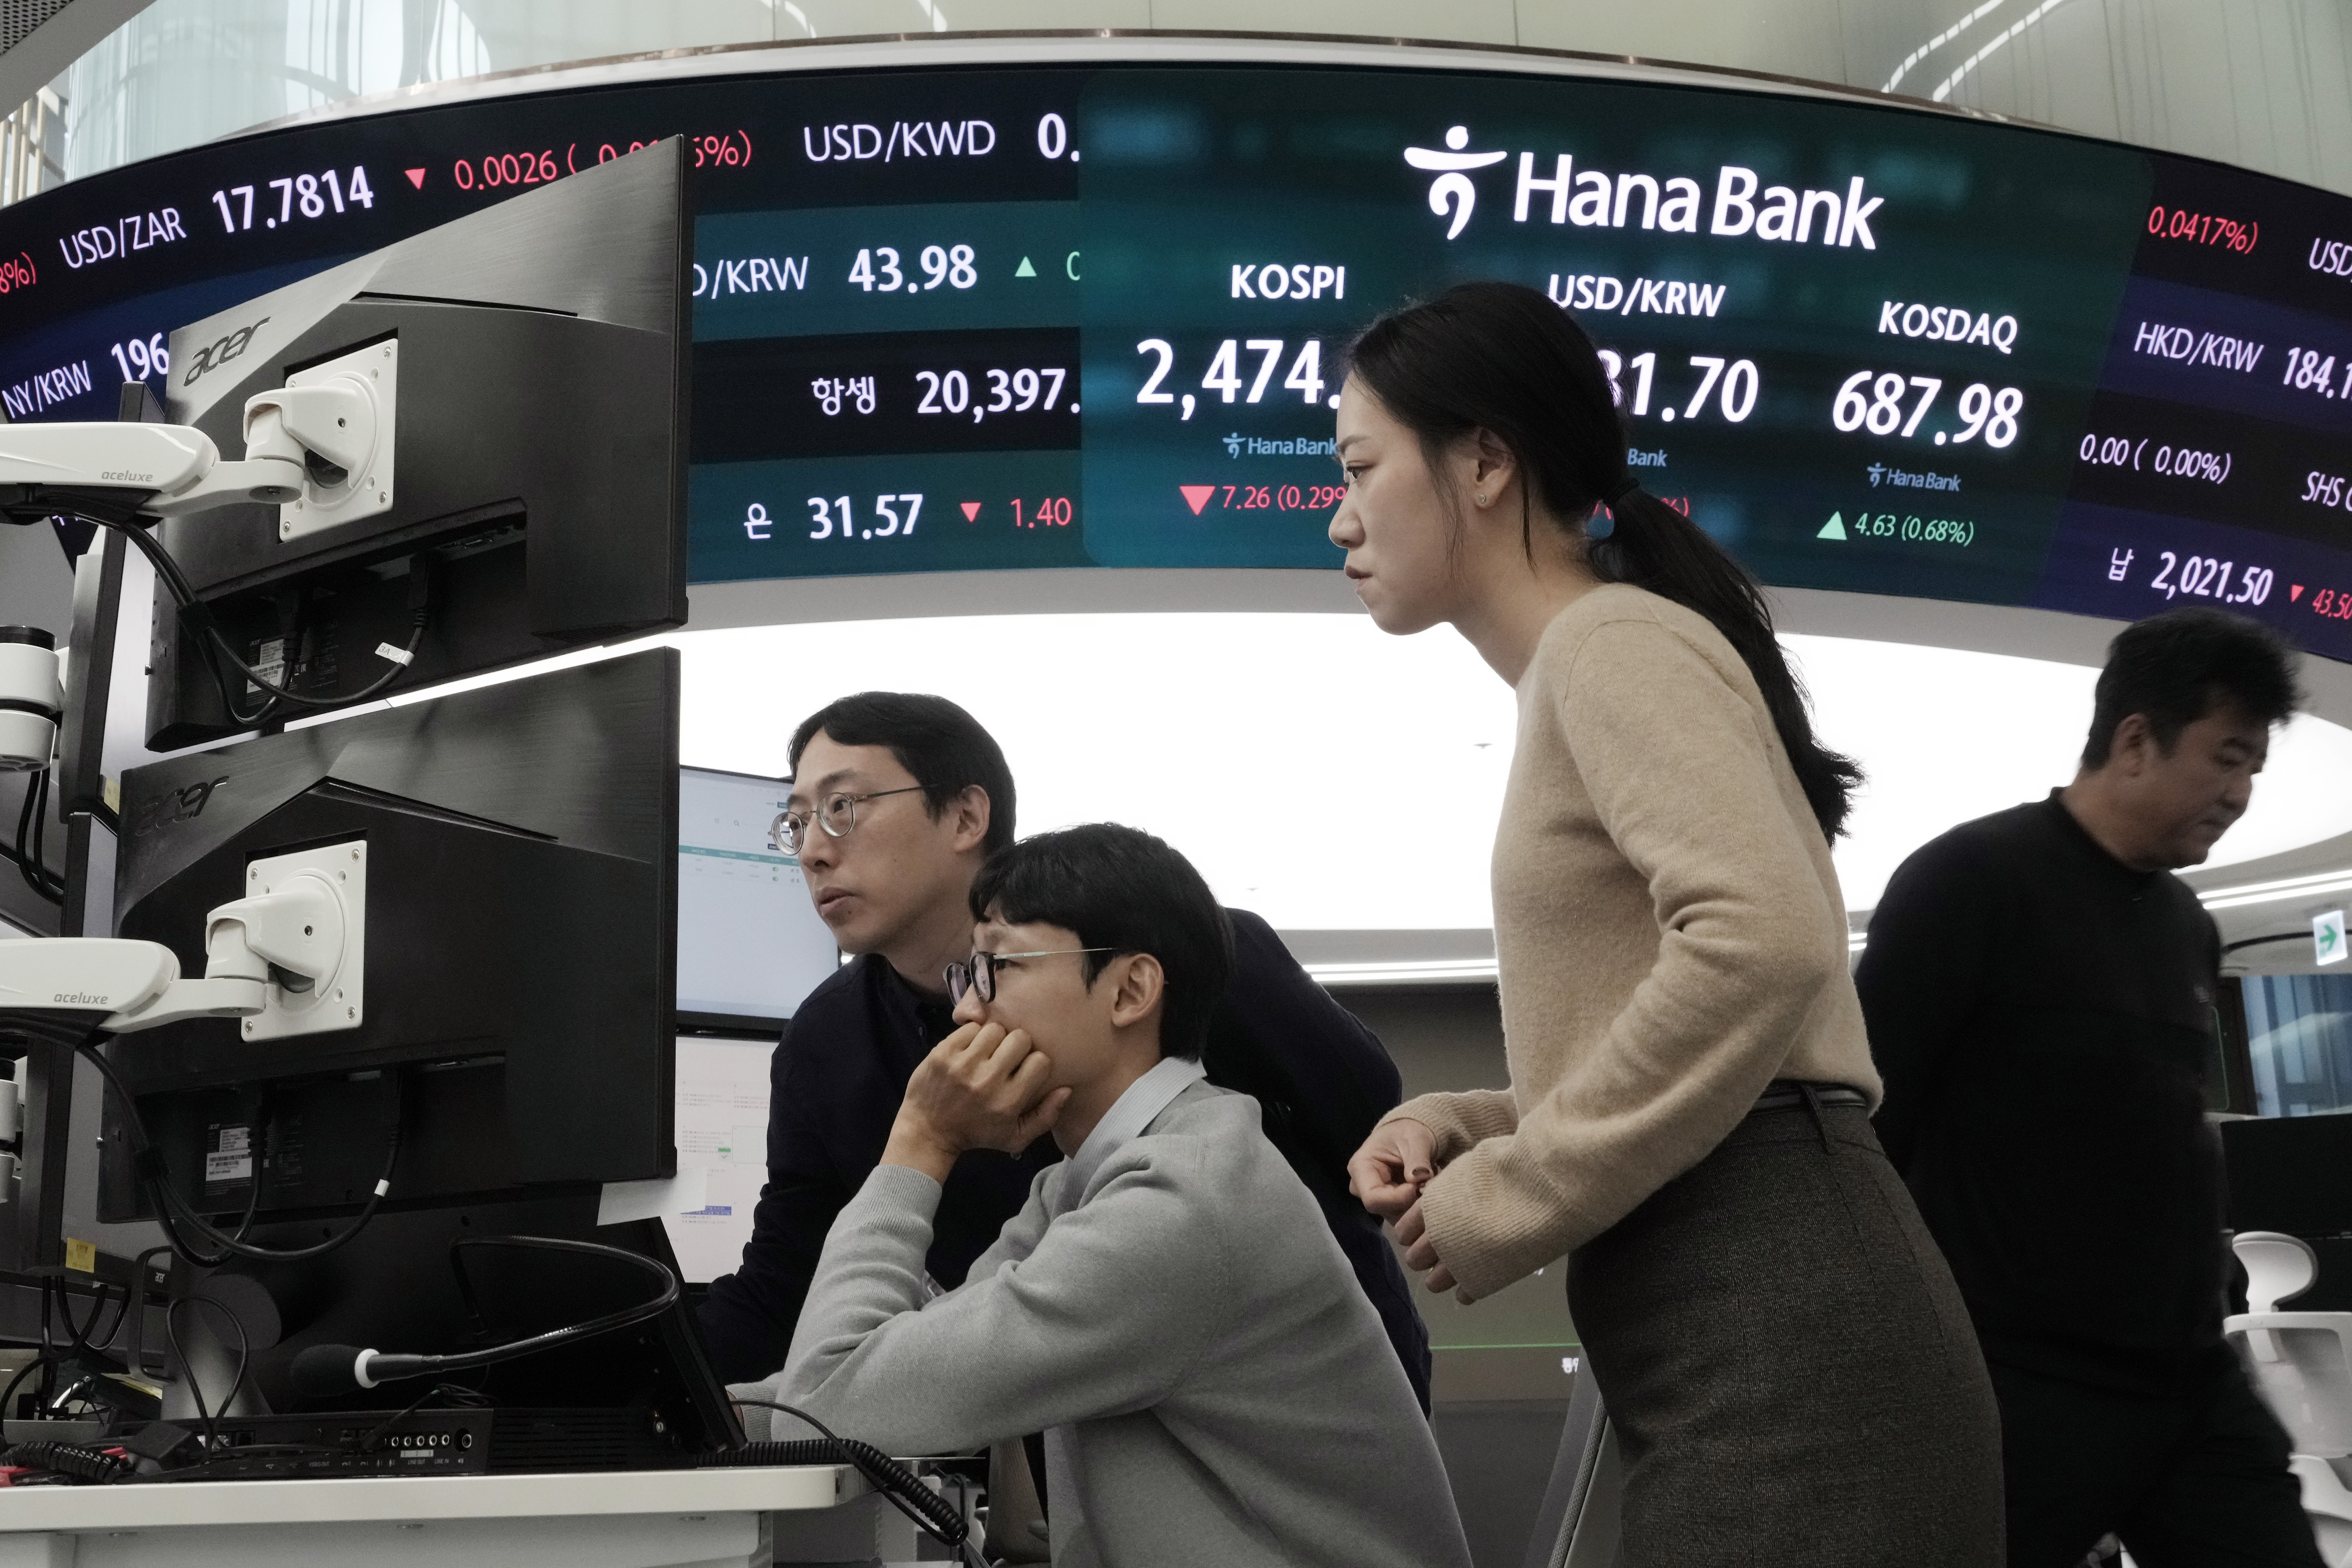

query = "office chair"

[1521,1362,1621,1568]
[2225,1231,2352,1567]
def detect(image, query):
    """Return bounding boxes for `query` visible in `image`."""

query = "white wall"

[41,0,2352,195]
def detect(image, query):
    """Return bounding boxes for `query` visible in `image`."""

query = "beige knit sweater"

[1385,584,1879,1302]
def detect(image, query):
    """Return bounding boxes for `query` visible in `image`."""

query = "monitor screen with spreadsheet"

[676,764,840,1030]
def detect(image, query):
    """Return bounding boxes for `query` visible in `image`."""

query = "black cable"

[80,1287,132,1358]
[327,1235,679,1388]
[55,1280,114,1358]
[83,514,429,718]
[73,514,272,729]
[143,1111,270,1272]
[29,767,56,898]
[37,1275,54,1406]
[722,1397,981,1568]
[162,1295,248,1459]
[0,1353,51,1424]
[76,1041,403,1268]
[12,766,62,905]
[4,1439,132,1484]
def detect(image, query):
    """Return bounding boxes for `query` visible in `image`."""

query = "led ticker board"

[0,51,2348,659]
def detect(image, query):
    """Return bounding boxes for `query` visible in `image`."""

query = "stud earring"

[1475,493,1489,507]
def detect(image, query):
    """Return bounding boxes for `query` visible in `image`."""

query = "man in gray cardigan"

[733,824,1469,1568]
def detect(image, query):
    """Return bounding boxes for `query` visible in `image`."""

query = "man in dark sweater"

[1858,608,2317,1568]
[695,692,1431,1410]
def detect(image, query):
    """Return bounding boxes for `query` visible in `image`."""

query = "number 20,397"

[807,493,923,540]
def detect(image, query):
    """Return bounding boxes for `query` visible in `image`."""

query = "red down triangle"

[405,168,427,189]
[959,501,981,521]
[1179,485,1215,515]
[2290,584,2305,601]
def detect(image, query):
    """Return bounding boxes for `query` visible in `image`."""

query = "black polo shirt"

[1857,793,2228,1394]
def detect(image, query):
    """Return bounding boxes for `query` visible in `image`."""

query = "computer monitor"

[667,1033,775,1286]
[143,139,689,750]
[98,647,681,1221]
[675,765,840,1033]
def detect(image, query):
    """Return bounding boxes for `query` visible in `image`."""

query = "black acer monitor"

[143,139,689,750]
[93,649,741,1450]
[99,648,680,1217]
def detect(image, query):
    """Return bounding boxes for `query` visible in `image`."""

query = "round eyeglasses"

[771,786,927,856]
[944,948,1117,1006]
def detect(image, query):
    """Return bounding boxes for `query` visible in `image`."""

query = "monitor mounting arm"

[0,846,364,1036]
[0,375,384,525]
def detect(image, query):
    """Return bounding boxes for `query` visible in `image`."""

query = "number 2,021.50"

[212,169,376,233]
[2142,549,2274,607]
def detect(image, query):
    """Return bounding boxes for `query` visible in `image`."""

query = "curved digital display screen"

[1,53,2348,658]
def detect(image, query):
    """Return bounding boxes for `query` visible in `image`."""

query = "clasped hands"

[1347,1117,1456,1294]
[882,1022,1072,1184]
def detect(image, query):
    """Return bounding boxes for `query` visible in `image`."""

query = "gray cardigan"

[736,1081,1471,1568]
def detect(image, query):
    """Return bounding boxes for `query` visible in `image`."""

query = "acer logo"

[180,317,269,387]
[128,776,227,836]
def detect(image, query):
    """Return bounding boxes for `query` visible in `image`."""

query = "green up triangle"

[1817,512,1847,541]
[1014,256,1038,277]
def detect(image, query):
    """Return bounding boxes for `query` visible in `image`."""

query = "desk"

[0,1464,875,1568]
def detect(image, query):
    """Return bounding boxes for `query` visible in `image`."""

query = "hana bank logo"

[1405,127,1507,240]
[1402,125,1889,251]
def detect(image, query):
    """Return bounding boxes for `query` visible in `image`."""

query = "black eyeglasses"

[771,786,927,855]
[943,948,1117,1006]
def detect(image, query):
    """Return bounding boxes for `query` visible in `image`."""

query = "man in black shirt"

[696,692,1432,1411]
[1858,608,2317,1567]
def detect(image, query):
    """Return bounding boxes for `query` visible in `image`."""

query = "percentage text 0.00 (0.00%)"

[2077,433,2231,484]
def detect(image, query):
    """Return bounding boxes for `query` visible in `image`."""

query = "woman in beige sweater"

[1334,282,2000,1566]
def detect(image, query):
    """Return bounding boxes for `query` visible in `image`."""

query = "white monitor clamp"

[0,841,366,1038]
[0,626,61,773]
[0,354,391,524]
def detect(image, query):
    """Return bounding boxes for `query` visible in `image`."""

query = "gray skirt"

[1565,1092,2004,1567]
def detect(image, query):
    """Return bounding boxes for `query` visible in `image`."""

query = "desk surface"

[0,1463,856,1532]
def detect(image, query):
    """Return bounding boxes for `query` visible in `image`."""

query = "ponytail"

[1348,281,1862,840]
